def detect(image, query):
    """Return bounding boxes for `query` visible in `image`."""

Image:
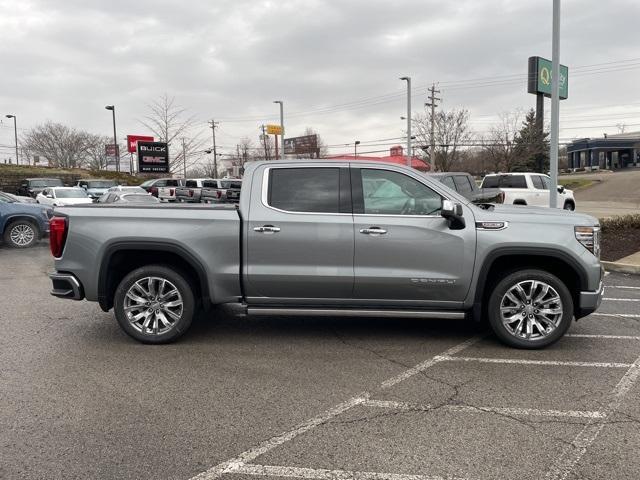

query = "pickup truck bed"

[49,161,604,349]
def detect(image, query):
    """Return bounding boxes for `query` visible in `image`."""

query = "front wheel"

[487,269,573,349]
[113,265,195,344]
[4,220,39,248]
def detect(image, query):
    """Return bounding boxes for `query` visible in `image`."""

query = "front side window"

[360,169,442,216]
[453,175,474,195]
[531,175,545,190]
[441,176,456,190]
[268,168,340,213]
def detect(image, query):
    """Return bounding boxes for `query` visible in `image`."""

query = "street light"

[273,100,284,160]
[104,105,119,172]
[354,140,360,157]
[400,77,411,167]
[5,115,18,165]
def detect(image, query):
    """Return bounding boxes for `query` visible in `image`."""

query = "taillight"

[189,189,194,197]
[49,216,68,258]
[215,190,222,198]
[170,188,175,196]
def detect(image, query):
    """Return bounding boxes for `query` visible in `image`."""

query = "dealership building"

[567,131,640,170]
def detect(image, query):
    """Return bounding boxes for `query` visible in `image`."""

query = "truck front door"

[351,166,476,306]
[245,165,354,301]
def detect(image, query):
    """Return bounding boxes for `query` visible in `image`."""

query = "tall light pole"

[549,0,561,208]
[273,100,284,159]
[104,105,119,172]
[400,77,411,167]
[5,115,18,165]
[354,140,360,157]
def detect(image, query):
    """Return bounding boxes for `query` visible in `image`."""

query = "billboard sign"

[284,134,319,156]
[266,124,283,135]
[105,144,118,156]
[127,135,154,153]
[137,141,169,173]
[528,56,568,99]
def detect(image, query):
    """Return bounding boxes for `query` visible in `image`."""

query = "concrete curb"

[601,261,640,275]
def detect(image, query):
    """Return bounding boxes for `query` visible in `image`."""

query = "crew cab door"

[351,166,476,305]
[245,164,354,301]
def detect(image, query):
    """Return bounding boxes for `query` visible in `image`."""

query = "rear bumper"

[49,272,84,300]
[576,280,604,319]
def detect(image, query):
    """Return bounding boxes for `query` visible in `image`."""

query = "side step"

[246,307,465,319]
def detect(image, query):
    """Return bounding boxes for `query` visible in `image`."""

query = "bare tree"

[413,109,472,171]
[85,134,113,170]
[140,93,206,174]
[481,111,522,173]
[21,122,92,168]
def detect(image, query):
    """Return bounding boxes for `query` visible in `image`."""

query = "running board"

[247,307,465,319]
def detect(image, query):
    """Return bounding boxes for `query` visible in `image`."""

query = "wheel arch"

[98,241,211,312]
[472,247,588,322]
[3,214,42,236]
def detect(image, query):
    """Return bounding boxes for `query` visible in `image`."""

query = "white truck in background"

[480,173,576,210]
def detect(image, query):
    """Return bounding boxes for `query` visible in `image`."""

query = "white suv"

[480,173,576,210]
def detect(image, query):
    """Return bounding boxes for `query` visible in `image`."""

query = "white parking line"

[189,336,483,480]
[607,285,640,290]
[545,358,640,480]
[566,334,640,340]
[439,356,632,368]
[362,399,606,419]
[232,464,467,480]
[589,313,640,319]
[603,297,640,302]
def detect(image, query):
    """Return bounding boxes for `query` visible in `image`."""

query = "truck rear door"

[245,165,354,301]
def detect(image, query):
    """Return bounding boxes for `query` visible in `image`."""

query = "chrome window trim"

[261,166,351,216]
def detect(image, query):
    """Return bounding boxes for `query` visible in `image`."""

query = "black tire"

[3,219,39,248]
[113,265,195,344]
[487,269,573,349]
[563,201,575,211]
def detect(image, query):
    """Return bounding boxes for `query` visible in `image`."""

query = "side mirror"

[557,185,565,193]
[441,200,466,230]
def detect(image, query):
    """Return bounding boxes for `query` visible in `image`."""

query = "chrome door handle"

[359,227,387,235]
[254,225,281,233]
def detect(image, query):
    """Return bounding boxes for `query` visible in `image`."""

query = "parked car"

[175,178,214,203]
[76,179,118,201]
[480,173,576,210]
[428,172,504,204]
[17,178,64,198]
[0,191,37,204]
[200,179,242,204]
[140,178,185,202]
[0,193,51,248]
[36,187,93,207]
[97,186,149,203]
[99,192,161,204]
[49,160,603,349]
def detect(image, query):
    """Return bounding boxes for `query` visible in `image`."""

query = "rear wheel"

[563,201,575,211]
[4,220,39,248]
[113,265,195,344]
[487,269,573,349]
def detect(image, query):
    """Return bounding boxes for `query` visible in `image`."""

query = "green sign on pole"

[528,56,568,100]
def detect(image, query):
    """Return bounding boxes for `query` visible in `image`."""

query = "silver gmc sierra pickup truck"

[48,160,604,348]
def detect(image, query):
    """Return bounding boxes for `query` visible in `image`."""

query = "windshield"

[122,194,158,203]
[87,181,116,189]
[31,179,64,188]
[56,189,88,198]
[221,181,242,189]
[117,186,147,193]
[0,192,16,203]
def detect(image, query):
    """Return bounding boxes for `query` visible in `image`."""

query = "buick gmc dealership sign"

[137,141,169,173]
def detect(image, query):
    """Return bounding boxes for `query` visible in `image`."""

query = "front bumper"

[49,272,84,300]
[577,280,604,319]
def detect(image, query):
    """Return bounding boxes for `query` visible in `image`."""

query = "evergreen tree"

[513,108,549,172]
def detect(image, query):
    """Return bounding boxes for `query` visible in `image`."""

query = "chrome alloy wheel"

[10,223,35,246]
[124,277,183,335]
[500,280,563,341]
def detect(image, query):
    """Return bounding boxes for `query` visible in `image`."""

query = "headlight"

[575,226,600,258]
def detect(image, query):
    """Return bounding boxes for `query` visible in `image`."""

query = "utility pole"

[260,125,270,160]
[208,120,219,177]
[400,77,411,167]
[549,0,561,208]
[181,138,188,178]
[425,83,441,168]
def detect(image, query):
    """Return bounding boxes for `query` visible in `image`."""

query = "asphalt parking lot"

[2,243,640,480]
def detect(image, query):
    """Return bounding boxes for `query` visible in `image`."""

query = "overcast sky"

[1,0,639,162]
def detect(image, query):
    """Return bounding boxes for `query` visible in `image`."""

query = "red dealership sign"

[127,135,154,153]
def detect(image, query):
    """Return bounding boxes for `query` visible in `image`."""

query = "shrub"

[601,214,640,232]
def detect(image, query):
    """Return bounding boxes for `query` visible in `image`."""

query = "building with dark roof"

[567,131,639,170]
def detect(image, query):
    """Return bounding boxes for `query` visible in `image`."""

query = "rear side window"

[482,176,498,188]
[268,168,340,213]
[185,180,197,188]
[166,179,180,187]
[500,175,527,188]
[531,175,545,189]
[453,175,474,194]
[203,180,218,188]
[155,180,167,187]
